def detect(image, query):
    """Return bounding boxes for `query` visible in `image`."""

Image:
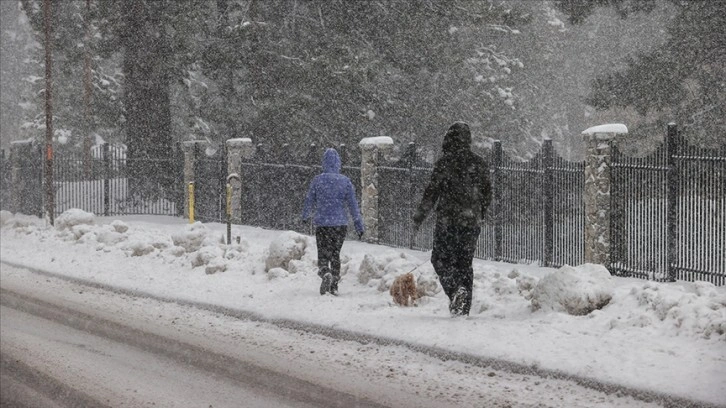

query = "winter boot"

[329,276,340,296]
[449,287,470,316]
[320,272,333,295]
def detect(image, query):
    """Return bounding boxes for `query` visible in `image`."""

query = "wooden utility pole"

[83,0,92,176]
[44,0,54,225]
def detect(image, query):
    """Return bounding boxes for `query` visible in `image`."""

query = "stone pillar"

[359,136,393,243]
[182,140,205,220]
[582,124,627,266]
[225,138,255,223]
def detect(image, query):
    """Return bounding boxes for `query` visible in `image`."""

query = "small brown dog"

[390,272,418,306]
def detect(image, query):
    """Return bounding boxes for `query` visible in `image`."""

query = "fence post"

[582,124,627,267]
[405,142,416,248]
[666,123,679,282]
[610,144,625,268]
[542,139,554,267]
[0,150,5,210]
[182,140,204,221]
[307,143,318,165]
[492,140,503,261]
[280,143,291,229]
[339,143,348,166]
[9,142,23,214]
[359,136,393,243]
[103,143,110,216]
[225,138,254,224]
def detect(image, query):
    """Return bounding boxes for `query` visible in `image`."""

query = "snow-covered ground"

[1,210,725,406]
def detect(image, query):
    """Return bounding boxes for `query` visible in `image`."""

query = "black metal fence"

[3,124,722,285]
[238,143,361,238]
[0,149,9,211]
[53,144,184,217]
[0,142,183,218]
[611,124,725,285]
[379,139,585,268]
[193,143,227,223]
[0,143,43,216]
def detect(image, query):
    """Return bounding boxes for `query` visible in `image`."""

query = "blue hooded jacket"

[302,148,364,234]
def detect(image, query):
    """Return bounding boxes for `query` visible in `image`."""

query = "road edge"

[1,259,718,408]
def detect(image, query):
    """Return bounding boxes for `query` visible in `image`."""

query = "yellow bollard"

[226,183,232,218]
[188,182,195,224]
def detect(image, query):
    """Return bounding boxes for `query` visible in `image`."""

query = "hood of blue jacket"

[322,148,341,173]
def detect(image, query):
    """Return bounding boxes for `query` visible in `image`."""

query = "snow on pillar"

[181,140,205,220]
[359,136,394,243]
[582,124,627,267]
[225,138,254,223]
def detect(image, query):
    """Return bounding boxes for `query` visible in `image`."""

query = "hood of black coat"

[441,122,471,154]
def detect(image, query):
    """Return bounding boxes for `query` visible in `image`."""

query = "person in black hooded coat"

[412,122,492,316]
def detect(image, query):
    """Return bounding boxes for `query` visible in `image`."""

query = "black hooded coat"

[413,122,492,228]
[412,122,492,315]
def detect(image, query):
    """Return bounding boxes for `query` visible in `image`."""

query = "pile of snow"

[1,209,253,275]
[0,210,40,230]
[608,281,726,340]
[0,210,13,226]
[55,208,95,230]
[263,230,355,279]
[171,222,216,252]
[265,231,310,272]
[358,250,440,298]
[2,209,724,342]
[530,264,614,315]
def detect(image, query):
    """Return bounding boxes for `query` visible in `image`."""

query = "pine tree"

[555,0,726,147]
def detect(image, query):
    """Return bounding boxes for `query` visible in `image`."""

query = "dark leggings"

[431,223,481,307]
[315,226,347,279]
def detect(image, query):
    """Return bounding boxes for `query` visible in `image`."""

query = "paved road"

[0,265,672,408]
[1,289,389,408]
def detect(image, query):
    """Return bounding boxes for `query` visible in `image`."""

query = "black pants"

[431,223,481,312]
[315,226,347,280]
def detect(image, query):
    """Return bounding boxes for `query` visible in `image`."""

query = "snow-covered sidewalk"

[1,210,724,406]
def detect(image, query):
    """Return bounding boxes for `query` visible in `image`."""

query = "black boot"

[449,287,470,316]
[320,272,333,295]
[329,276,340,296]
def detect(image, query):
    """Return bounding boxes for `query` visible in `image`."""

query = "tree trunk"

[122,0,173,199]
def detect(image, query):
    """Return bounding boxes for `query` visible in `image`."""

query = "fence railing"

[238,143,362,239]
[0,149,15,212]
[2,123,723,285]
[192,143,226,223]
[1,143,43,216]
[2,143,183,218]
[378,140,584,268]
[611,124,726,285]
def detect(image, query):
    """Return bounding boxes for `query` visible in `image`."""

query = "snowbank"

[608,280,726,339]
[3,210,723,342]
[2,210,726,405]
[265,231,310,272]
[55,208,95,230]
[530,264,614,315]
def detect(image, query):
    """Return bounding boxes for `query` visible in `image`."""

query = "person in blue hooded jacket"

[302,148,364,295]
